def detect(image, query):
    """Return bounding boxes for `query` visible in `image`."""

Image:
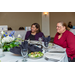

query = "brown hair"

[68,21,71,26]
[57,21,70,31]
[31,23,41,33]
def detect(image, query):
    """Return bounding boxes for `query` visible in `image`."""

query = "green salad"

[28,51,44,58]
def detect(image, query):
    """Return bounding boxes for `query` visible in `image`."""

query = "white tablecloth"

[70,29,75,35]
[0,44,68,62]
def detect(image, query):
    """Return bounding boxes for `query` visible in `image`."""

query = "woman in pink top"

[54,21,75,62]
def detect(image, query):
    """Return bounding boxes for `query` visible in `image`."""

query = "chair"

[19,27,25,30]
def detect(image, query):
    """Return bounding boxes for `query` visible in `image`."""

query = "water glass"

[21,49,28,62]
[39,38,42,45]
[48,43,53,49]
[28,39,30,44]
[44,42,49,53]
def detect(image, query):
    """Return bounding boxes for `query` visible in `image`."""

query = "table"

[0,44,68,62]
[70,29,75,35]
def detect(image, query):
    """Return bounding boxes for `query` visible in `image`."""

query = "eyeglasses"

[56,26,62,28]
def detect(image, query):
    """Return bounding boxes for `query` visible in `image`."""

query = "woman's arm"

[25,31,30,40]
[66,32,75,56]
[25,32,28,40]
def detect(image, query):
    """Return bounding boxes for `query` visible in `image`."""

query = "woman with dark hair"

[68,21,73,28]
[54,21,75,62]
[25,23,44,40]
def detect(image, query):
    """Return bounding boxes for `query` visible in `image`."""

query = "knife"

[49,51,65,53]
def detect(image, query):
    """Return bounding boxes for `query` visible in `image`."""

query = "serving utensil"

[45,57,59,62]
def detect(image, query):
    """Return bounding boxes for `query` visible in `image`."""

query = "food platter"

[28,51,44,59]
[27,40,43,49]
[26,40,39,44]
[30,40,39,44]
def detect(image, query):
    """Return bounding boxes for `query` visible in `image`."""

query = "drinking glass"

[39,37,42,45]
[28,39,31,44]
[48,43,53,49]
[21,49,28,62]
[44,42,49,53]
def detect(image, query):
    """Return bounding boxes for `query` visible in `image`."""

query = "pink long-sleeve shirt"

[54,30,75,60]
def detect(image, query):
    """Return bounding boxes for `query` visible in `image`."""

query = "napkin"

[42,36,51,47]
[44,52,65,60]
[10,46,21,54]
[19,41,28,50]
[10,41,28,54]
[28,44,43,53]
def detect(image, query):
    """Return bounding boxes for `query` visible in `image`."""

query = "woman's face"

[31,25,38,33]
[56,23,65,33]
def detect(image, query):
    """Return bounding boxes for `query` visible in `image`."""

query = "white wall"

[42,12,50,36]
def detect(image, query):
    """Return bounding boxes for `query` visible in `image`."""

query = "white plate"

[28,53,44,59]
[28,56,43,59]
